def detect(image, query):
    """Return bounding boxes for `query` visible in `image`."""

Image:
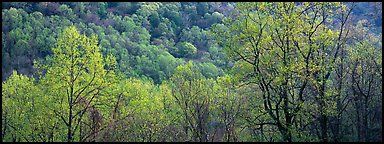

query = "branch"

[52,109,69,127]
[298,3,314,16]
[72,89,100,139]
[6,123,30,142]
[234,50,255,66]
[74,71,97,105]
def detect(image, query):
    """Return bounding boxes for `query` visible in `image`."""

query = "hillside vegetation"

[2,2,382,142]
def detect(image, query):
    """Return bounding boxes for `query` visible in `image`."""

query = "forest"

[1,2,382,142]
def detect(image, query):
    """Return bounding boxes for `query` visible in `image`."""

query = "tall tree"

[169,61,215,142]
[36,26,116,142]
[347,19,382,142]
[212,2,353,142]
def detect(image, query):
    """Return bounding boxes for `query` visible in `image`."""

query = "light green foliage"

[101,77,182,142]
[2,71,59,142]
[169,61,216,141]
[2,2,382,142]
[205,12,224,25]
[211,2,354,142]
[175,42,197,58]
[36,26,117,142]
[198,62,222,79]
[179,26,208,50]
[212,74,244,142]
[158,52,184,80]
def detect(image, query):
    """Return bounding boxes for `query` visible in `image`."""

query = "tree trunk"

[68,105,73,142]
[2,113,7,140]
[354,96,362,142]
[283,96,292,142]
[363,95,368,141]
[334,49,344,142]
[320,113,328,142]
[319,83,328,142]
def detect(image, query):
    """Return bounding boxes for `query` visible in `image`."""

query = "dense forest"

[1,2,382,142]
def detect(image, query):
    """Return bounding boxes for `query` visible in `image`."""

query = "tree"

[2,71,43,142]
[196,2,209,16]
[1,2,381,142]
[158,52,184,81]
[211,74,245,142]
[102,78,165,142]
[149,12,160,28]
[97,2,108,19]
[198,62,222,79]
[175,42,197,58]
[36,26,116,142]
[347,19,382,142]
[169,61,215,141]
[58,4,76,21]
[212,2,353,142]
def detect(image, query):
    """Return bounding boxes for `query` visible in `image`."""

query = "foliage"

[1,2,382,142]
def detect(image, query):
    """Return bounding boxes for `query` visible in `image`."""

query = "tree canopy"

[2,2,382,142]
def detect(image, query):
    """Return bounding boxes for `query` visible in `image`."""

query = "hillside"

[1,2,382,142]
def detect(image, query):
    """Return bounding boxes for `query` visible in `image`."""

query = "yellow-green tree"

[2,71,44,142]
[102,78,169,142]
[211,74,245,142]
[169,61,216,141]
[212,2,352,142]
[36,26,116,142]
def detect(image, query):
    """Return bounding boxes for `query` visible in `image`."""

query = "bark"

[68,104,73,142]
[363,95,368,141]
[319,82,328,142]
